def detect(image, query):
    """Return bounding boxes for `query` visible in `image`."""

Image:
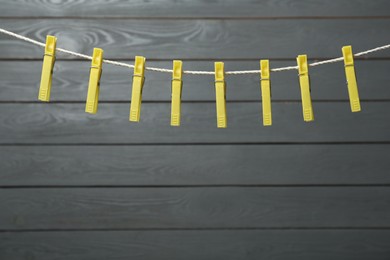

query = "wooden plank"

[1,145,390,186]
[1,230,390,260]
[0,103,389,144]
[1,0,390,17]
[1,19,390,59]
[1,187,390,229]
[1,60,389,101]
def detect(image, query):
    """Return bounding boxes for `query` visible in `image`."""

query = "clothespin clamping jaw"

[171,60,183,126]
[214,62,227,128]
[85,48,103,114]
[260,60,272,126]
[342,45,361,112]
[38,35,57,101]
[129,56,146,122]
[297,55,314,122]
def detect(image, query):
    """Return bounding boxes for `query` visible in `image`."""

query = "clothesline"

[1,27,390,75]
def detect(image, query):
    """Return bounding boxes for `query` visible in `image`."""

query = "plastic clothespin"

[129,56,146,122]
[214,62,227,128]
[260,60,272,126]
[342,45,361,112]
[171,60,183,126]
[85,48,103,114]
[38,35,57,102]
[297,55,314,122]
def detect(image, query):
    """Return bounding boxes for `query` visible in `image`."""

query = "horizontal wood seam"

[2,142,390,146]
[2,16,390,20]
[1,184,390,188]
[1,57,390,62]
[1,100,390,104]
[2,227,390,233]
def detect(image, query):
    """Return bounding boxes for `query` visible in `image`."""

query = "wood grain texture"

[0,103,389,144]
[1,145,390,186]
[1,187,390,230]
[1,0,390,17]
[1,19,390,59]
[1,230,390,260]
[1,1,390,259]
[1,60,389,101]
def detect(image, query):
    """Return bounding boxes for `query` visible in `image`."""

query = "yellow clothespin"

[85,48,103,114]
[214,62,227,128]
[38,35,57,102]
[129,56,146,122]
[260,60,272,126]
[171,60,183,126]
[297,55,314,122]
[342,45,361,112]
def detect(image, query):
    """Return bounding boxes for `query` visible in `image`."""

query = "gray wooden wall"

[1,1,390,259]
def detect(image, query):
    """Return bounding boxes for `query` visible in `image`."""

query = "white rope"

[1,27,390,75]
[0,28,46,48]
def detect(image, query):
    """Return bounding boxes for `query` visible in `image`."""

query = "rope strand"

[1,27,390,75]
